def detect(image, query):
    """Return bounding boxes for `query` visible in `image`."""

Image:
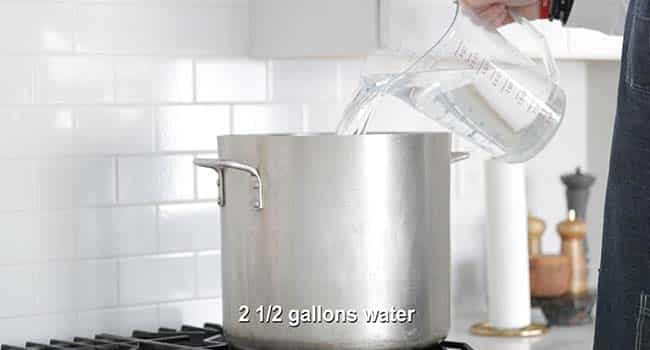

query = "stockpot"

[195,133,467,350]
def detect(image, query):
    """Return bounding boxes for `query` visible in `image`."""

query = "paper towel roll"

[485,160,531,329]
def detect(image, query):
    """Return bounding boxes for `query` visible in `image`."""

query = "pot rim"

[219,131,452,138]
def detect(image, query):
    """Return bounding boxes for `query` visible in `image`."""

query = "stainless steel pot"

[195,133,467,350]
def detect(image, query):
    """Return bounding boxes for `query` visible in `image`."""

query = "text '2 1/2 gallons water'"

[336,5,566,163]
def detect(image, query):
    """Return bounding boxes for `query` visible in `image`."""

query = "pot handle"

[194,158,264,210]
[451,152,470,163]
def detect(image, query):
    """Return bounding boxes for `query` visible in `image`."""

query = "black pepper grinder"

[560,168,596,255]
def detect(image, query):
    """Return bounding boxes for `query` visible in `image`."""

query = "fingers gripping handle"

[509,10,560,84]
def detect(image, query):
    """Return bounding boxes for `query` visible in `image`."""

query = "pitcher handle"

[194,158,264,210]
[509,10,560,84]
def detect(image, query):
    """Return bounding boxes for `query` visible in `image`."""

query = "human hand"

[461,0,540,27]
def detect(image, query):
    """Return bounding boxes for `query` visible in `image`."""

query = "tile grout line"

[0,250,219,269]
[0,52,255,59]
[192,58,198,103]
[194,251,200,300]
[0,150,228,161]
[71,2,81,54]
[0,198,219,216]
[114,156,120,205]
[152,106,160,154]
[30,158,40,214]
[156,302,162,329]
[30,55,36,105]
[155,204,162,258]
[0,295,224,322]
[0,101,273,108]
[115,257,121,308]
[228,104,235,135]
[266,59,273,103]
[193,152,200,200]
[301,104,309,133]
[111,54,117,104]
[336,60,343,101]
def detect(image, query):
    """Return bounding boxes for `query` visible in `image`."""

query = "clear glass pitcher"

[336,1,566,163]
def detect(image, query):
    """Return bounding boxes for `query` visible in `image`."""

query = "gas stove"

[1,323,474,350]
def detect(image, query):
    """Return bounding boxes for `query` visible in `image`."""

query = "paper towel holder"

[471,160,549,338]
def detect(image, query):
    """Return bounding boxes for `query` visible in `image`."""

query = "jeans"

[594,0,650,348]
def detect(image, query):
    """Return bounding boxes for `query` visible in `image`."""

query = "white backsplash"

[0,0,614,343]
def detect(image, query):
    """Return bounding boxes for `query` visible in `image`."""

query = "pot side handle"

[450,152,470,163]
[194,158,264,210]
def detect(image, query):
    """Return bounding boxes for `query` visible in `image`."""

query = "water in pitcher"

[335,0,567,163]
[336,61,565,163]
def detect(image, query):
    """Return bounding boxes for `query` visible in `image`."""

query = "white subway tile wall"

[118,155,194,203]
[159,299,224,327]
[114,58,194,103]
[0,160,37,211]
[118,253,196,305]
[158,203,221,253]
[0,1,253,341]
[269,59,338,102]
[76,306,160,340]
[34,57,115,104]
[0,57,33,104]
[196,59,267,102]
[0,0,505,342]
[0,3,75,53]
[232,104,304,134]
[157,106,230,151]
[196,251,222,298]
[77,206,158,258]
[37,157,116,208]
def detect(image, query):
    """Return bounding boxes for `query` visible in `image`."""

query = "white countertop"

[447,315,594,350]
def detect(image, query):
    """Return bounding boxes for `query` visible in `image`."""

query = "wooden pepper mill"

[557,209,588,295]
[529,215,571,298]
[528,215,545,257]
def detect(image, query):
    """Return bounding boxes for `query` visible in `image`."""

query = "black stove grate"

[1,323,473,350]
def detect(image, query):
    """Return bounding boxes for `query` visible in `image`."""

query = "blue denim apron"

[594,0,650,348]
